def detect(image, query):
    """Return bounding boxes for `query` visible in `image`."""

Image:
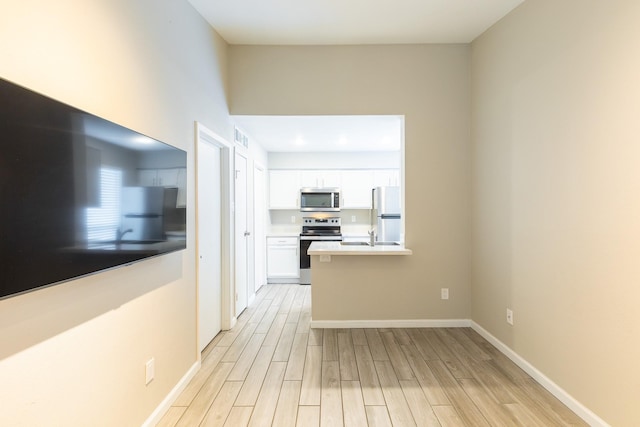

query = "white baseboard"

[142,360,201,427]
[310,318,471,329]
[267,278,300,284]
[470,321,609,427]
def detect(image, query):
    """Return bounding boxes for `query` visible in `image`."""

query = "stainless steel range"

[299,217,342,285]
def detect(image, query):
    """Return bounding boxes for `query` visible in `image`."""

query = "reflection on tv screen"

[0,77,187,300]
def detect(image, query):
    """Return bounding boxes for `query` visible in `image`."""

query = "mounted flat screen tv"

[0,77,187,300]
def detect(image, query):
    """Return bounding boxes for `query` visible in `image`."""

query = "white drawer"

[267,236,299,246]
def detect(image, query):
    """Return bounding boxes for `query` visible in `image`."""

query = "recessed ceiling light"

[295,136,305,145]
[133,136,155,145]
[338,136,348,145]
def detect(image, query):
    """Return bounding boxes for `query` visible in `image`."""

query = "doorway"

[253,164,266,293]
[234,151,250,315]
[196,123,233,352]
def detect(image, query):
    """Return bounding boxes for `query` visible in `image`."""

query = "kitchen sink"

[340,241,401,246]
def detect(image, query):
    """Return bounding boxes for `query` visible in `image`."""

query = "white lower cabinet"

[267,236,299,283]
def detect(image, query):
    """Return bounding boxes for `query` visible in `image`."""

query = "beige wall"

[230,44,472,320]
[0,0,231,425]
[311,255,423,322]
[471,1,640,425]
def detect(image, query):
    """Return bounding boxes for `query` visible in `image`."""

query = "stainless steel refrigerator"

[120,187,178,241]
[372,186,401,242]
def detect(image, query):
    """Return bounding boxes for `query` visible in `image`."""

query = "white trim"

[234,149,250,317]
[141,361,200,427]
[310,318,471,329]
[252,161,267,294]
[470,321,610,427]
[227,316,237,331]
[195,122,235,333]
[267,278,301,284]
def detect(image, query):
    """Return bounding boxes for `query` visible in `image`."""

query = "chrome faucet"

[368,229,376,246]
[116,228,133,242]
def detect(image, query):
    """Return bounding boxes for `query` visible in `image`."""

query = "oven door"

[299,235,342,284]
[300,239,314,270]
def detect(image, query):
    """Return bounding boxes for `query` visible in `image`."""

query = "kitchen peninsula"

[308,241,413,327]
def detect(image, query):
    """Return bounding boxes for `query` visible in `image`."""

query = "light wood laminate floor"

[157,284,587,426]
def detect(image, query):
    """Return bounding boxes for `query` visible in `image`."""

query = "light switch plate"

[506,308,514,325]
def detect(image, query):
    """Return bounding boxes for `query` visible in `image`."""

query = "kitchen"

[233,115,407,289]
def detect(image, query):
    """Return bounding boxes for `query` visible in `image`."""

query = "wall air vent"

[234,126,249,148]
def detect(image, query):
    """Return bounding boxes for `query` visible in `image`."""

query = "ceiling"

[190,0,524,153]
[187,0,524,45]
[233,115,403,153]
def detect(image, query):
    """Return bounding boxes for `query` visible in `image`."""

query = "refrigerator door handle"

[380,214,401,219]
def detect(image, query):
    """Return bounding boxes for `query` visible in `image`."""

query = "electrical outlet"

[145,358,155,385]
[506,308,514,325]
[441,288,449,300]
[290,215,296,224]
[351,215,356,223]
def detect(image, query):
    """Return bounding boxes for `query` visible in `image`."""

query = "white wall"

[0,1,231,425]
[471,1,640,425]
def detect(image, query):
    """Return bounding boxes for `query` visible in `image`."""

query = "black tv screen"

[0,77,187,300]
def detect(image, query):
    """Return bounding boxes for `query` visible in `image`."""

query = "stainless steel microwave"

[300,188,340,212]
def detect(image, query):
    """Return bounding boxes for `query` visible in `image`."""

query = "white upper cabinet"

[156,168,182,187]
[269,170,300,209]
[138,167,186,207]
[269,168,399,210]
[139,168,182,187]
[175,168,187,207]
[300,170,341,188]
[138,169,159,186]
[373,169,401,187]
[341,170,374,209]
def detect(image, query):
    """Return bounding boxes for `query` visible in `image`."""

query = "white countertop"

[308,241,412,256]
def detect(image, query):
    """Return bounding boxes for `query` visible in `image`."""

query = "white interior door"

[235,152,249,315]
[253,165,266,292]
[197,138,222,351]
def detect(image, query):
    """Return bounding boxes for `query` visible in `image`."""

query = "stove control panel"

[303,217,341,226]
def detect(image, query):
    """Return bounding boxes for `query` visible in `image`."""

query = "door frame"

[253,162,267,294]
[195,122,236,339]
[233,148,251,315]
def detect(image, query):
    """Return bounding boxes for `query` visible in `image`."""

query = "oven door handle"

[299,236,343,241]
